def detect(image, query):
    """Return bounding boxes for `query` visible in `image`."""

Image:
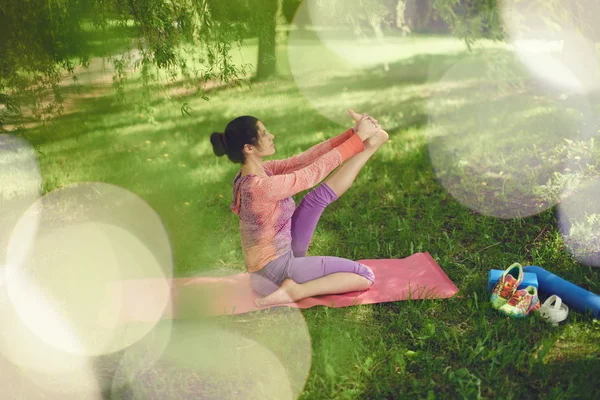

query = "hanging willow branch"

[0,0,263,130]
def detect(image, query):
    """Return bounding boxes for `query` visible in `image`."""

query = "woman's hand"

[347,109,381,141]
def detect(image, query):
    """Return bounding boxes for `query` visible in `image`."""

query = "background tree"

[255,0,280,80]
[282,0,309,31]
[209,0,280,80]
[0,0,280,131]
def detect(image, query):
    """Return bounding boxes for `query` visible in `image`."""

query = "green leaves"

[180,102,193,117]
[0,0,254,130]
[433,0,505,46]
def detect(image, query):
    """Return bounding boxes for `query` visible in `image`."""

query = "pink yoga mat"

[96,252,458,327]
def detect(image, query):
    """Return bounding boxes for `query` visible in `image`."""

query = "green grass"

[6,32,600,399]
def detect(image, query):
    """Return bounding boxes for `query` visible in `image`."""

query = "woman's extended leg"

[290,183,338,257]
[290,130,389,257]
[255,256,374,307]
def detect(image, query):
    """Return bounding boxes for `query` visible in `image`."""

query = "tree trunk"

[256,0,279,81]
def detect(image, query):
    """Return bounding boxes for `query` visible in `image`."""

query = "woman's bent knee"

[357,263,375,284]
[357,276,373,291]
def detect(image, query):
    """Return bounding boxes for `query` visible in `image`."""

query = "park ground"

[8,28,600,399]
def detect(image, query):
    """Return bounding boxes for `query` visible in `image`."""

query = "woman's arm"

[263,128,355,176]
[252,134,364,201]
[262,110,380,176]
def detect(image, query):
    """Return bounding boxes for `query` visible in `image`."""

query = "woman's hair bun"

[210,132,227,157]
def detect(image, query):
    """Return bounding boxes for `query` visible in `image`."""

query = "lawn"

[5,30,600,399]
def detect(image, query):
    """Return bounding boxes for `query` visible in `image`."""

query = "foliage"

[0,0,266,130]
[433,0,596,50]
[0,0,88,125]
[433,0,504,49]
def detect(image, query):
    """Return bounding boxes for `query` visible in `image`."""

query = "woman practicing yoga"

[210,110,388,307]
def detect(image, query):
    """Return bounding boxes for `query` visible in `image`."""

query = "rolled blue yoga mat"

[523,266,600,318]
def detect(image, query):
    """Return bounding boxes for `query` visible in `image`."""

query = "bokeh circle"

[0,134,42,267]
[0,274,103,398]
[426,50,592,218]
[5,182,173,357]
[558,174,600,267]
[501,0,600,94]
[112,308,312,399]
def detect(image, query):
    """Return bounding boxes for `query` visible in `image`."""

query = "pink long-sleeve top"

[229,129,364,272]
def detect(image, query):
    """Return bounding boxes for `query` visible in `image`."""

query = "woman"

[210,110,389,307]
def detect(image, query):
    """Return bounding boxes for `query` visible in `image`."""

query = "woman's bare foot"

[365,129,389,150]
[255,279,299,307]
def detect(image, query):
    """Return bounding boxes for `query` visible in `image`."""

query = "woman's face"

[254,121,276,157]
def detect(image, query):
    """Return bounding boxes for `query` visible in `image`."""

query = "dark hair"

[210,116,260,164]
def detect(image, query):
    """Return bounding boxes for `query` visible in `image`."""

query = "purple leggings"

[250,183,375,296]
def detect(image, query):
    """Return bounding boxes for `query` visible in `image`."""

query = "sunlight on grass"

[541,322,600,362]
[188,164,229,185]
[425,49,598,219]
[0,137,41,201]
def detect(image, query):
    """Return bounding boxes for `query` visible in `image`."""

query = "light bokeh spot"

[112,312,312,400]
[305,0,396,69]
[558,175,600,267]
[501,0,600,94]
[426,51,591,218]
[0,281,102,399]
[5,182,173,357]
[288,0,478,130]
[0,134,42,268]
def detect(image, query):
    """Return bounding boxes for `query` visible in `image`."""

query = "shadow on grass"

[17,74,306,155]
[78,22,139,59]
[534,357,600,396]
[299,50,482,97]
[18,47,484,155]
